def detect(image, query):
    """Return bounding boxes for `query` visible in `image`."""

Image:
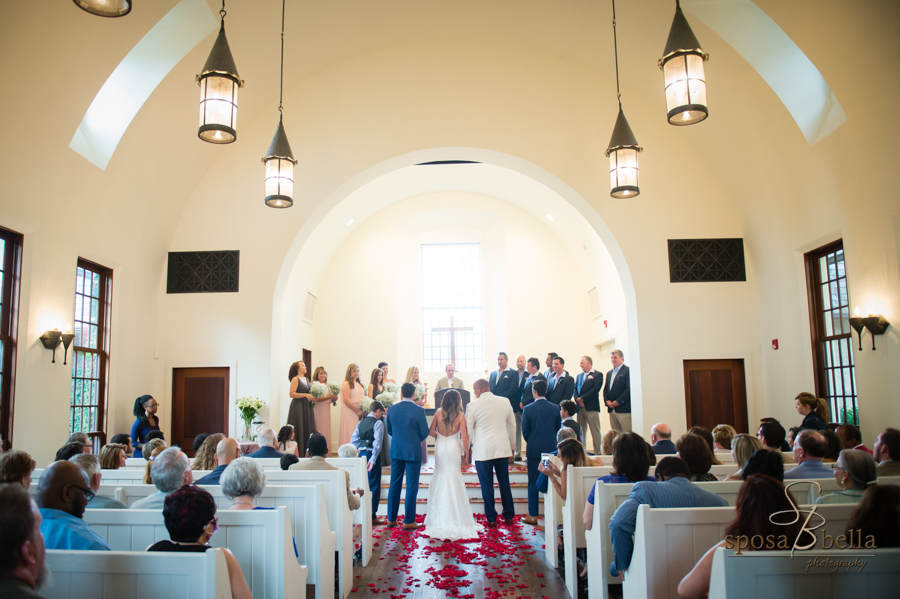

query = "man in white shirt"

[435,364,464,391]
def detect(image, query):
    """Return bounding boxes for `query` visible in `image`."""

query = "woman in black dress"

[795,392,830,430]
[368,368,390,467]
[286,361,316,456]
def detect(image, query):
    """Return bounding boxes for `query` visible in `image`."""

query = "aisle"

[350,515,570,599]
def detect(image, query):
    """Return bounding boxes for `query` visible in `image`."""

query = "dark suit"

[195,464,227,485]
[489,368,517,406]
[521,372,546,410]
[522,398,562,517]
[245,446,284,459]
[510,369,528,458]
[546,371,575,406]
[574,368,604,454]
[386,399,429,523]
[604,364,631,432]
[651,439,676,455]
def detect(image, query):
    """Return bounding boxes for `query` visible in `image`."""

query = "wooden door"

[303,349,312,379]
[172,367,229,457]
[683,359,748,433]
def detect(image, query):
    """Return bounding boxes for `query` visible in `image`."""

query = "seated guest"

[760,417,792,452]
[221,458,268,510]
[0,449,36,489]
[535,427,578,495]
[142,445,167,484]
[539,438,594,503]
[601,429,621,456]
[276,425,300,456]
[794,391,830,431]
[289,433,363,510]
[192,433,225,470]
[784,430,832,479]
[110,433,134,456]
[98,443,128,469]
[844,484,900,548]
[816,449,877,504]
[131,447,193,509]
[873,428,900,476]
[675,433,719,481]
[280,454,300,470]
[724,434,764,481]
[711,424,735,452]
[54,442,86,463]
[687,426,722,464]
[0,483,50,596]
[148,486,253,599]
[835,423,872,455]
[192,433,210,455]
[649,423,675,455]
[145,430,166,443]
[195,438,240,485]
[244,428,284,459]
[34,461,110,550]
[337,443,358,458]
[786,426,802,449]
[608,457,727,580]
[583,432,655,530]
[66,432,92,453]
[741,449,785,481]
[140,438,167,462]
[822,429,844,462]
[757,419,793,461]
[678,475,803,598]
[69,454,127,509]
[559,400,584,446]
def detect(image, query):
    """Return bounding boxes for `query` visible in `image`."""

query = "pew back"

[43,548,230,599]
[584,481,636,599]
[562,466,608,599]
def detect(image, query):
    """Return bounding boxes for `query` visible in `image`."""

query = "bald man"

[196,438,241,485]
[650,423,676,455]
[35,461,110,551]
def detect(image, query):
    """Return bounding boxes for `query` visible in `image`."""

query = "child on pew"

[677,475,803,599]
[148,486,253,599]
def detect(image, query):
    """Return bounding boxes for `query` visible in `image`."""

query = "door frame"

[165,360,238,438]
[673,350,758,430]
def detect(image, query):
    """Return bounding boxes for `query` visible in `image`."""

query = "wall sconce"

[61,333,76,365]
[850,306,890,350]
[39,330,63,363]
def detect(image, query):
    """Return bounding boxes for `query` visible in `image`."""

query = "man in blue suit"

[521,379,561,525]
[244,429,285,459]
[385,382,430,529]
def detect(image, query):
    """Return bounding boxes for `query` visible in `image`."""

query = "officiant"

[435,364,464,391]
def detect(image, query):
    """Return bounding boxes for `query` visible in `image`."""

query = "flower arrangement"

[414,383,426,401]
[236,396,265,429]
[384,382,398,395]
[310,381,328,402]
[360,396,373,414]
[328,382,340,405]
[375,391,396,408]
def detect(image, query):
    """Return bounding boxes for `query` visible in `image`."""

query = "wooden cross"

[432,316,473,366]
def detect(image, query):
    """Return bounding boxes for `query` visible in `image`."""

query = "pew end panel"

[563,466,609,599]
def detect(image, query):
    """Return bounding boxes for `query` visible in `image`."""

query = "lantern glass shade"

[73,0,131,17]
[608,147,640,198]
[198,74,240,143]
[264,158,295,208]
[662,52,708,125]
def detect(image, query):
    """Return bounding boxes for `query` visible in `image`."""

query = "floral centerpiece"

[236,396,265,440]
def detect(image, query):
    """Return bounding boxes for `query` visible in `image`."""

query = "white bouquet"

[384,382,398,395]
[236,396,265,427]
[328,382,340,405]
[414,383,425,401]
[360,396,373,413]
[310,381,328,399]
[375,391,395,408]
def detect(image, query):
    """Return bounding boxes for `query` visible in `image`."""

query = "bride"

[424,389,483,540]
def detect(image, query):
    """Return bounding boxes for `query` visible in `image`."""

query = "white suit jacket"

[435,376,464,391]
[466,391,516,462]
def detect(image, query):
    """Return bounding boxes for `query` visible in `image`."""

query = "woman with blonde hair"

[286,360,316,456]
[141,438,167,461]
[724,433,764,481]
[99,443,128,469]
[192,433,225,470]
[311,366,337,452]
[601,429,621,456]
[339,364,365,446]
[795,391,829,430]
[142,444,167,484]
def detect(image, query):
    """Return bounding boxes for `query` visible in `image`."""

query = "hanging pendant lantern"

[262,116,298,208]
[659,0,709,125]
[73,0,131,17]
[197,4,244,144]
[605,105,643,198]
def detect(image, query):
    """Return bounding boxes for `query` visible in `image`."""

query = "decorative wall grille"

[167,251,240,293]
[668,239,746,283]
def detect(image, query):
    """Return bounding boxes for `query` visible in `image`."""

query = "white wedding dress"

[424,424,483,541]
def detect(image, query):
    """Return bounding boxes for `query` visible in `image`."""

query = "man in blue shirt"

[196,437,241,485]
[35,461,110,551]
[351,400,386,524]
[608,457,726,579]
[784,430,833,479]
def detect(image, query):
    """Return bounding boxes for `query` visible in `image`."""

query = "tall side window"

[804,240,857,424]
[421,244,484,372]
[0,227,23,446]
[70,259,112,449]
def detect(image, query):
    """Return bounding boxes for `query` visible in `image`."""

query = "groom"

[466,378,516,525]
[386,382,430,529]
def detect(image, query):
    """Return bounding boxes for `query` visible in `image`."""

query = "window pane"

[92,272,100,298]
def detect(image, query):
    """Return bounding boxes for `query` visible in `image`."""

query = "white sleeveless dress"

[424,427,483,540]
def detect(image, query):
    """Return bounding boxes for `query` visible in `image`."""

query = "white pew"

[43,548,231,599]
[623,503,856,599]
[584,481,635,599]
[708,547,900,598]
[561,466,608,599]
[90,484,335,599]
[325,457,373,566]
[83,507,307,599]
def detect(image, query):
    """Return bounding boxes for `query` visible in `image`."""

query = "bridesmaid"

[311,366,338,455]
[286,361,316,456]
[405,366,430,464]
[369,367,391,468]
[379,362,396,384]
[367,368,385,400]
[339,364,365,446]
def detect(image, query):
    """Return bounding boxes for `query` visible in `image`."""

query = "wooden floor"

[349,516,570,599]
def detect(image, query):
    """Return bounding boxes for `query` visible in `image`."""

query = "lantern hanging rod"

[611,0,621,106]
[219,0,226,20]
[278,0,285,113]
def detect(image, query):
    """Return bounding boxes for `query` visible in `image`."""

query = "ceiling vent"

[587,287,602,320]
[303,292,317,324]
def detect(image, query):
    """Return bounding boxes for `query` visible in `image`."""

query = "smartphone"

[541,453,550,468]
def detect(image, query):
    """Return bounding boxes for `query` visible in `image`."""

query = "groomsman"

[510,355,529,461]
[490,352,517,463]
[604,349,632,432]
[574,355,604,454]
[435,364,464,391]
[544,352,558,378]
[520,358,545,412]
[521,379,561,524]
[546,356,574,406]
